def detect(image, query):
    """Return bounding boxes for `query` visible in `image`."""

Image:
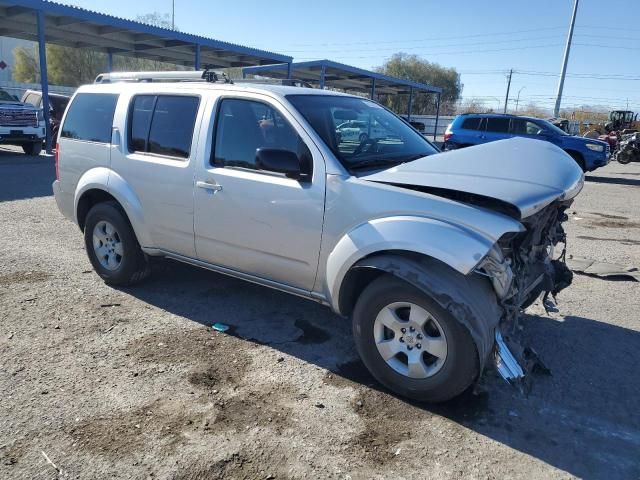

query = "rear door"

[193,93,326,291]
[484,117,512,143]
[109,92,203,256]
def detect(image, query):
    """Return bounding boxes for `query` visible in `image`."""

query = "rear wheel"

[84,201,150,286]
[352,275,478,403]
[22,142,42,156]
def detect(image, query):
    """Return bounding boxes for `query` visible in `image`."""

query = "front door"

[193,95,326,291]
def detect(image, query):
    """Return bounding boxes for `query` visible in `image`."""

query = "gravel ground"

[1,146,639,480]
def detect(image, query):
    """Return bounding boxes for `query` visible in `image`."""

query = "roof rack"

[93,70,313,89]
[94,68,232,84]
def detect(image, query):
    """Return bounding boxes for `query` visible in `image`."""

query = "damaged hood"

[361,138,584,219]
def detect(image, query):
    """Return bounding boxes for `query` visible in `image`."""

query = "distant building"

[0,36,34,82]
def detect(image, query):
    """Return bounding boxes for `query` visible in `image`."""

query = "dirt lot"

[1,146,639,479]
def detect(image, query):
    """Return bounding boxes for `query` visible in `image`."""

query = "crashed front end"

[476,199,576,386]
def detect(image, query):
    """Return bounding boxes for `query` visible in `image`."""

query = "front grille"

[0,109,38,127]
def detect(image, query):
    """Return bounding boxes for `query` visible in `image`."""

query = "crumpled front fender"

[326,216,501,314]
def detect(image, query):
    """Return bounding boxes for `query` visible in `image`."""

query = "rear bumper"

[52,180,75,222]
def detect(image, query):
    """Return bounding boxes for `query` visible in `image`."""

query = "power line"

[286,35,565,54]
[297,43,564,60]
[287,25,567,48]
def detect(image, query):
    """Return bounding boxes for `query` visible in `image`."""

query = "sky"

[64,0,639,112]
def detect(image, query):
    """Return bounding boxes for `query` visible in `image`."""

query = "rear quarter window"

[61,93,118,143]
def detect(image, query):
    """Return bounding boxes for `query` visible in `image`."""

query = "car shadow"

[122,260,640,479]
[0,148,54,202]
[585,175,640,187]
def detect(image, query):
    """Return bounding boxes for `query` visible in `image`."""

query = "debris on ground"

[212,322,230,332]
[567,256,640,281]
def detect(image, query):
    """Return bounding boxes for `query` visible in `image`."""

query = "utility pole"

[515,86,525,113]
[554,0,579,117]
[503,69,513,114]
[172,0,175,30]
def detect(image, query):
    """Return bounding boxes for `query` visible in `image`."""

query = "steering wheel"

[353,137,379,156]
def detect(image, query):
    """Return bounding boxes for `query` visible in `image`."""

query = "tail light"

[444,132,453,141]
[54,142,60,180]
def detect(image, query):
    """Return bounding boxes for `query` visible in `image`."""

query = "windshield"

[0,89,15,101]
[287,94,438,171]
[538,119,569,136]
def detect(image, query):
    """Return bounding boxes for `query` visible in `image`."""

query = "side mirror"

[256,148,301,180]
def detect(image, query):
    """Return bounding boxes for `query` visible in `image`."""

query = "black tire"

[566,150,586,171]
[358,133,368,143]
[352,275,478,403]
[83,201,150,286]
[22,142,42,156]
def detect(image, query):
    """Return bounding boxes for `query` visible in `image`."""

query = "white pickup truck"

[0,88,45,155]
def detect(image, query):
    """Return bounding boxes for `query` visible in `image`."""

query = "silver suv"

[53,72,583,402]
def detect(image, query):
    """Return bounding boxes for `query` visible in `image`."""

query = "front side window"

[287,94,437,172]
[511,118,543,135]
[213,98,307,171]
[128,95,200,159]
[61,93,118,143]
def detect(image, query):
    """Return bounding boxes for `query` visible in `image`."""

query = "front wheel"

[84,201,150,286]
[22,142,42,156]
[352,275,478,403]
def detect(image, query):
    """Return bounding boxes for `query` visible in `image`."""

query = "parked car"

[335,119,398,143]
[444,113,609,171]
[0,88,45,155]
[53,73,583,402]
[22,90,71,142]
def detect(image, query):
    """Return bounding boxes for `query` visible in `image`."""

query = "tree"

[12,12,183,87]
[375,53,463,115]
[12,45,40,83]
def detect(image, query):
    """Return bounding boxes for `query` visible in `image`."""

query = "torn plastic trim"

[494,330,524,384]
[474,244,514,300]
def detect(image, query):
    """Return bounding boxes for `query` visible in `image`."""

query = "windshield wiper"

[349,159,403,171]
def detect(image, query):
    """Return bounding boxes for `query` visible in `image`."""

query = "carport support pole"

[36,10,52,154]
[407,88,413,121]
[370,78,376,100]
[433,92,441,142]
[107,51,113,72]
[320,64,326,89]
[287,62,292,79]
[194,44,200,70]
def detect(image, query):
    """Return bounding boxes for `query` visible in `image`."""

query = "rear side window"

[461,117,482,130]
[61,93,118,143]
[485,117,510,133]
[128,95,199,159]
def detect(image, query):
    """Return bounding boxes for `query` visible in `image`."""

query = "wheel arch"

[325,216,498,315]
[74,168,151,247]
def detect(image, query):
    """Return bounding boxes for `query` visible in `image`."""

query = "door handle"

[196,180,222,191]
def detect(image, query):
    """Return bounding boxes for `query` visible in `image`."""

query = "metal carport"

[242,59,443,140]
[0,0,293,152]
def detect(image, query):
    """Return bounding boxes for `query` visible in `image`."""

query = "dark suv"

[444,113,609,171]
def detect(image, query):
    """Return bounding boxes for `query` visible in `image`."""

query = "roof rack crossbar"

[94,69,233,84]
